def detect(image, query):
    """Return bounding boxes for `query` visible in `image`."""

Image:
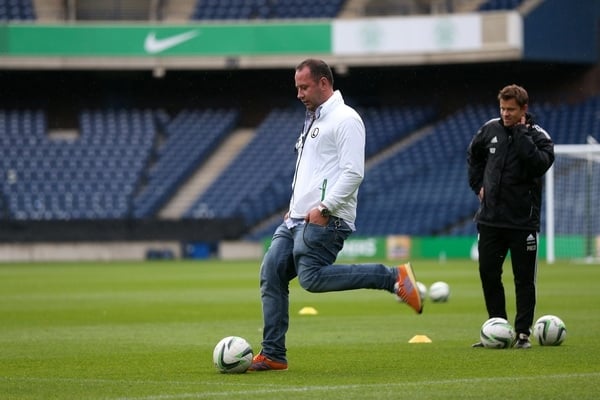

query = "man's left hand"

[305,208,329,226]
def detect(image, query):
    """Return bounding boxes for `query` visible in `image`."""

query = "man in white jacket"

[249,59,423,372]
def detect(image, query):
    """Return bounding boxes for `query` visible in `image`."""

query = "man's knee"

[297,267,320,292]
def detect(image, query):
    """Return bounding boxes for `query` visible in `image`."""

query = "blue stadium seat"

[0,0,35,20]
[479,0,525,11]
[132,108,239,218]
[0,108,155,220]
[191,0,345,20]
[2,94,599,235]
[185,107,300,225]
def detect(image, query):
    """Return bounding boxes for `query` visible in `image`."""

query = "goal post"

[545,143,600,264]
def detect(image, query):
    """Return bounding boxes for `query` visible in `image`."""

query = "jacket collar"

[315,90,343,120]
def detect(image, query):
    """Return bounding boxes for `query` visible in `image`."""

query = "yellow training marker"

[409,335,432,343]
[298,306,318,315]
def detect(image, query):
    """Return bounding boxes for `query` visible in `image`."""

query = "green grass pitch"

[1,258,599,399]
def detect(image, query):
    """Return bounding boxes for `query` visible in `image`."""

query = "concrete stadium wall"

[0,241,181,262]
[0,240,264,262]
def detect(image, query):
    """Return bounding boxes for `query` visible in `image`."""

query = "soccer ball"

[482,317,511,328]
[533,315,567,346]
[428,281,450,302]
[480,318,515,349]
[416,281,427,302]
[213,336,253,373]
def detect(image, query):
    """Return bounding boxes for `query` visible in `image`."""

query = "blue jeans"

[258,217,398,363]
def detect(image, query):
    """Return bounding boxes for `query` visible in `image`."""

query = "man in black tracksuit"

[467,84,554,349]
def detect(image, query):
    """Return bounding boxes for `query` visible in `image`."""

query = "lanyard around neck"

[291,113,316,196]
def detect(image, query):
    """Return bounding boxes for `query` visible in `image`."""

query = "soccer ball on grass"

[428,281,450,302]
[533,315,567,346]
[479,318,515,349]
[213,336,253,373]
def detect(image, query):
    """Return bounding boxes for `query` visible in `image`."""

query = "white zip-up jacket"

[289,90,365,224]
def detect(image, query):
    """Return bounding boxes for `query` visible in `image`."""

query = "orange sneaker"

[248,353,288,372]
[394,262,423,314]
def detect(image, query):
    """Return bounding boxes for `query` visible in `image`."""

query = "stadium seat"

[0,109,154,220]
[0,0,35,20]
[2,93,599,238]
[132,108,239,218]
[191,0,345,20]
[478,0,525,11]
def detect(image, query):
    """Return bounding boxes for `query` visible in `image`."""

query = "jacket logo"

[489,148,496,154]
[491,136,498,143]
[310,127,319,138]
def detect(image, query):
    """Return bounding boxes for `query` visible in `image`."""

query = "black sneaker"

[471,342,484,348]
[514,333,532,349]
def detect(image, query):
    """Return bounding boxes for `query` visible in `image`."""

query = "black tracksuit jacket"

[467,115,555,232]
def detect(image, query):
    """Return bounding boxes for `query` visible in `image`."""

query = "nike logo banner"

[144,30,199,54]
[0,25,330,56]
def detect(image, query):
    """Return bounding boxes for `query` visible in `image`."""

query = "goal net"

[545,143,600,263]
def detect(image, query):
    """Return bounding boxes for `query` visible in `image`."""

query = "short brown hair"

[498,84,529,107]
[296,58,334,86]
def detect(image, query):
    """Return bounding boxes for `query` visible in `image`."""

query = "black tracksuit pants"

[477,224,538,336]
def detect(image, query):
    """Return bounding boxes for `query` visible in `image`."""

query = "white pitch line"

[112,372,600,400]
[3,373,599,400]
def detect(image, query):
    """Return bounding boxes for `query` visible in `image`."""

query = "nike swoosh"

[144,30,199,54]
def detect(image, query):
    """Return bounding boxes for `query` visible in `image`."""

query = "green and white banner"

[0,13,522,58]
[0,23,330,56]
